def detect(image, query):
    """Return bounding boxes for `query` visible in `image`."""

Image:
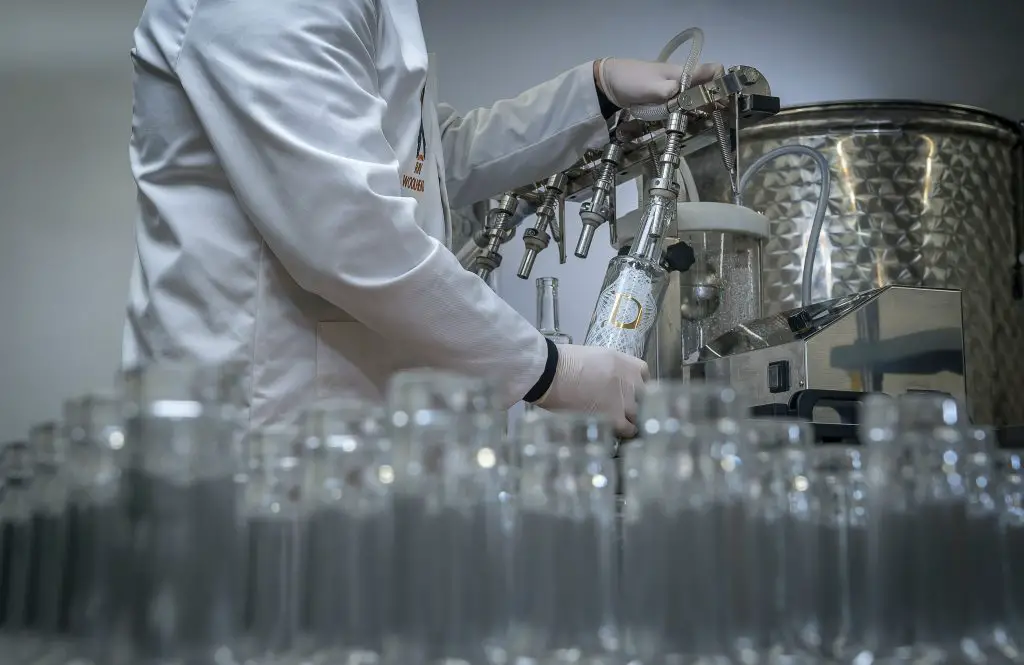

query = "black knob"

[660,241,696,273]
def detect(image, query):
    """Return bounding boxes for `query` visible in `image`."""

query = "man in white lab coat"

[124,0,713,438]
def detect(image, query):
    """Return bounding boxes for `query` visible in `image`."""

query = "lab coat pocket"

[315,321,398,401]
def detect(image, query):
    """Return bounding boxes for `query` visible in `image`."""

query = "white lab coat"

[123,0,611,431]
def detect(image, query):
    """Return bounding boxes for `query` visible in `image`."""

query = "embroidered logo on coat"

[401,87,428,194]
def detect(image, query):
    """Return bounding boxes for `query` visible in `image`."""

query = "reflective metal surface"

[512,66,778,205]
[687,101,1024,425]
[471,66,780,283]
[688,285,968,414]
[451,199,519,289]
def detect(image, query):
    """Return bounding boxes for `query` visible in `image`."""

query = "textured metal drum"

[687,101,1024,426]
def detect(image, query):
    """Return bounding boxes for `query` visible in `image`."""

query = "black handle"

[750,390,866,444]
[615,241,696,275]
[788,389,867,424]
[661,241,696,274]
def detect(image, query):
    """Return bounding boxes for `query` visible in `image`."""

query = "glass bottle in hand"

[536,277,572,345]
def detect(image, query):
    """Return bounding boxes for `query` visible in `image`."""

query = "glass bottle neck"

[630,194,674,262]
[536,278,561,334]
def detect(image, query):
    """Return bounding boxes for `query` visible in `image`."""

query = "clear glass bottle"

[583,195,673,359]
[385,369,511,665]
[119,361,247,665]
[858,394,916,664]
[902,394,971,664]
[240,424,308,665]
[621,381,747,665]
[806,444,873,664]
[0,441,36,663]
[62,394,129,665]
[509,409,618,665]
[27,421,73,664]
[302,397,393,665]
[996,448,1024,653]
[742,419,817,665]
[535,277,572,345]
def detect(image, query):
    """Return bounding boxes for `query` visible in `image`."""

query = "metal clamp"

[577,142,624,258]
[471,193,520,281]
[462,65,780,279]
[517,174,568,279]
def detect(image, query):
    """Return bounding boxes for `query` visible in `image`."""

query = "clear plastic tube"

[627,28,704,123]
[738,145,831,308]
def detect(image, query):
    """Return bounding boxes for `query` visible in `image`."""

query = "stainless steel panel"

[696,340,808,409]
[687,101,1023,425]
[692,286,967,416]
[803,286,966,406]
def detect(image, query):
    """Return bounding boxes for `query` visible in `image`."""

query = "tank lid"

[676,202,770,239]
[785,99,1014,120]
[748,99,1022,139]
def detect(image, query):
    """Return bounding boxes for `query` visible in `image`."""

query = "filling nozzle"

[472,193,519,281]
[517,174,568,280]
[631,111,687,261]
[576,142,624,259]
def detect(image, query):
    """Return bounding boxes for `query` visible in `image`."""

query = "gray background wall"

[1,0,1022,440]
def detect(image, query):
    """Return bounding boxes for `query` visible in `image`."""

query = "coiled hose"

[628,27,704,123]
[738,145,832,308]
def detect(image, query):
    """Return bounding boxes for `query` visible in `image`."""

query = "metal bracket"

[510,66,779,204]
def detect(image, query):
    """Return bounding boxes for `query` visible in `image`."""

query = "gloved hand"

[594,59,724,109]
[533,344,650,438]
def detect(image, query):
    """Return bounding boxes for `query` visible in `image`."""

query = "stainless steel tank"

[686,101,1024,426]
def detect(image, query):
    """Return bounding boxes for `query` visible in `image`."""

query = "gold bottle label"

[608,292,643,330]
[584,270,659,358]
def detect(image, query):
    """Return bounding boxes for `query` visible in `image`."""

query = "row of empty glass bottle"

[626,387,1024,665]
[0,366,1021,665]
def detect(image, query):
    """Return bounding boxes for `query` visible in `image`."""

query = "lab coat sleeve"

[437,63,611,209]
[173,0,548,407]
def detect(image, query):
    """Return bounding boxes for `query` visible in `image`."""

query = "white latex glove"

[594,59,724,109]
[533,344,650,439]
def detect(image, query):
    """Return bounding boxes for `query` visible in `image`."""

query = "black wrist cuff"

[597,86,620,120]
[524,338,559,403]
